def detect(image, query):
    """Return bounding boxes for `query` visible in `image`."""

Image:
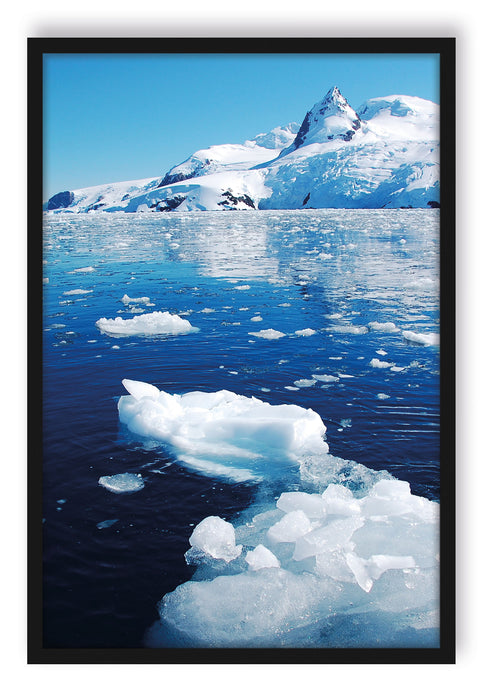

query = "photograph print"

[29,38,455,663]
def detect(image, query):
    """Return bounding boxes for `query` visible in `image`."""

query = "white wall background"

[1,2,490,696]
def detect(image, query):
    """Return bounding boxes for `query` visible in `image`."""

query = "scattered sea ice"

[98,473,145,494]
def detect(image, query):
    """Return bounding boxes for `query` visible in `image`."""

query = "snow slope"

[44,88,439,213]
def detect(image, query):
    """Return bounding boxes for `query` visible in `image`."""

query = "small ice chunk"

[250,315,263,322]
[294,379,317,388]
[188,516,242,562]
[377,393,390,400]
[98,473,145,494]
[293,517,364,561]
[122,378,161,401]
[235,285,250,290]
[200,308,216,314]
[376,349,387,356]
[249,329,286,340]
[71,266,95,273]
[368,321,399,333]
[369,358,394,369]
[277,492,327,519]
[390,366,406,372]
[322,484,361,516]
[295,328,317,337]
[96,519,119,530]
[267,510,313,543]
[312,374,339,382]
[245,544,280,571]
[328,325,368,335]
[402,330,440,346]
[63,289,93,295]
[96,311,199,337]
[346,552,416,592]
[122,294,151,305]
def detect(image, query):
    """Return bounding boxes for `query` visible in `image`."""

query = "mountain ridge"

[45,88,440,213]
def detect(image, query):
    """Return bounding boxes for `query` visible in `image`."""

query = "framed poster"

[28,37,455,663]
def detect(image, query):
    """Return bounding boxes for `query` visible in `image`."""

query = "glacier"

[44,88,439,213]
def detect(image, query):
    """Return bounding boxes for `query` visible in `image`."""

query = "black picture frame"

[28,37,455,664]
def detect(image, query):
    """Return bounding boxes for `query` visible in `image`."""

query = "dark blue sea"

[42,209,440,648]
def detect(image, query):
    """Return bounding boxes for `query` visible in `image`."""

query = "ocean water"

[42,209,440,648]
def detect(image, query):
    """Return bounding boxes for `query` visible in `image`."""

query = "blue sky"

[43,53,439,197]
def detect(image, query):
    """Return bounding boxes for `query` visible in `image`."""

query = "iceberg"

[95,311,199,337]
[118,379,328,481]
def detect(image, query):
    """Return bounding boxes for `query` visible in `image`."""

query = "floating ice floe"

[295,328,317,336]
[327,324,368,335]
[96,311,199,337]
[150,465,440,648]
[96,519,119,529]
[121,293,151,305]
[248,329,286,340]
[69,266,95,273]
[294,379,317,388]
[118,379,328,481]
[368,321,400,333]
[402,330,440,346]
[312,374,339,383]
[98,473,145,494]
[369,358,394,369]
[63,288,93,295]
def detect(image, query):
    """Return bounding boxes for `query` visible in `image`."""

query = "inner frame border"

[27,36,456,664]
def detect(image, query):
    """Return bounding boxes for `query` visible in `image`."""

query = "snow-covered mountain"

[44,88,440,213]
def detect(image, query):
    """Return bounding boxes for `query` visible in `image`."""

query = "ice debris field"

[117,380,439,648]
